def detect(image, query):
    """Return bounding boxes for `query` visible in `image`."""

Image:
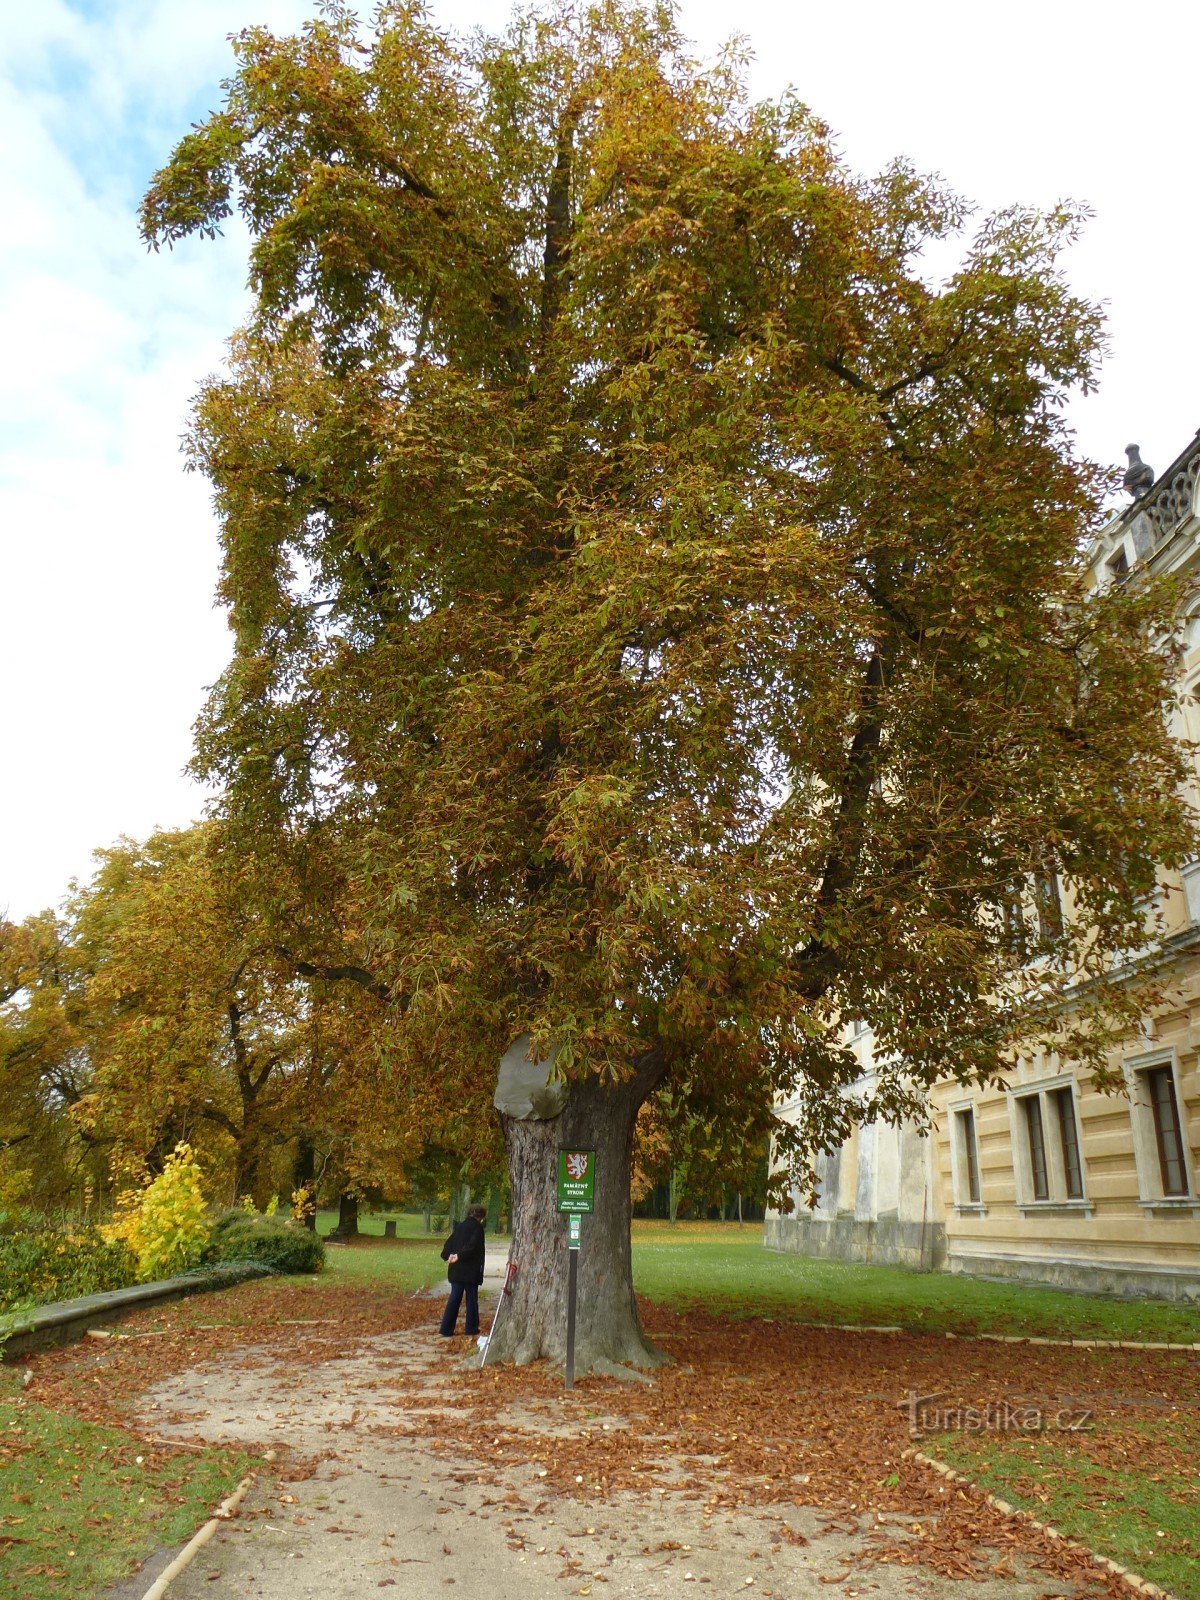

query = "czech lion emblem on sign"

[565,1152,589,1180]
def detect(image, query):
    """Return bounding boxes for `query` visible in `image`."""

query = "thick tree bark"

[487,1060,666,1375]
[294,1138,317,1230]
[332,1192,359,1238]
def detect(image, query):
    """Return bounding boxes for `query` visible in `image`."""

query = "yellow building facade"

[766,431,1200,1301]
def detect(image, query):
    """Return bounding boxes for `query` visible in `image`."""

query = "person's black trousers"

[439,1280,479,1337]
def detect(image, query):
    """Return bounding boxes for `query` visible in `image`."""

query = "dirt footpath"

[131,1319,1067,1600]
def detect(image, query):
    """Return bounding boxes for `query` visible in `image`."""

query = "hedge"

[209,1211,326,1275]
[0,1220,138,1315]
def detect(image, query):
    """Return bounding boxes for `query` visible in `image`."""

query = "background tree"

[70,827,315,1200]
[636,1081,770,1222]
[142,0,1194,1371]
[0,913,102,1212]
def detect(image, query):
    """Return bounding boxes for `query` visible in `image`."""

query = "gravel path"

[128,1320,1064,1600]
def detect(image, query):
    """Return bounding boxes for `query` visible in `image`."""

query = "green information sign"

[557,1149,596,1213]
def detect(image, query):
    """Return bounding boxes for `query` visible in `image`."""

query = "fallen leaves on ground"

[16,1275,1200,1599]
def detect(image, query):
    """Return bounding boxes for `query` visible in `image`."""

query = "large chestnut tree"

[142,0,1194,1372]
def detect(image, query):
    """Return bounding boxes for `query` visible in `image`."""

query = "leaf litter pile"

[19,1274,1200,1599]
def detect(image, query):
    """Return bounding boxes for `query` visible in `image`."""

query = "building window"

[1124,1052,1195,1208]
[1051,1086,1084,1200]
[1145,1066,1188,1198]
[1033,871,1063,942]
[1002,889,1029,961]
[954,1107,981,1205]
[1010,1071,1091,1210]
[1002,871,1063,959]
[1022,1095,1049,1201]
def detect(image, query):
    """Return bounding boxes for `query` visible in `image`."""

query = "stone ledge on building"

[946,1247,1200,1304]
[764,1210,947,1272]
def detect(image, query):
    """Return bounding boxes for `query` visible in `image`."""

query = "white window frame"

[1007,1070,1093,1215]
[947,1097,985,1213]
[1123,1048,1198,1213]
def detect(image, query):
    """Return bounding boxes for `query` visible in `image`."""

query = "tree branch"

[791,637,897,996]
[627,1045,669,1108]
[198,1102,241,1139]
[276,946,392,1003]
[539,110,577,339]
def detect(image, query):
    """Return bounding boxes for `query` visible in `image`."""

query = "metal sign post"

[565,1212,581,1388]
[557,1150,595,1391]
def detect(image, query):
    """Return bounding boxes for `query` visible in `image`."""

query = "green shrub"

[0,1219,138,1314]
[210,1211,325,1275]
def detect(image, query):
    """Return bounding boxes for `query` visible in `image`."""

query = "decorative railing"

[1140,430,1200,544]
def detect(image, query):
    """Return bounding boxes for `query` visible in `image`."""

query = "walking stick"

[478,1258,518,1369]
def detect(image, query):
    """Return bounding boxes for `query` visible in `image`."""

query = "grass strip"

[930,1428,1200,1600]
[320,1235,446,1291]
[0,1368,253,1600]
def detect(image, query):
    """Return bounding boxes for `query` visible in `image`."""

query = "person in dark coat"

[439,1204,487,1337]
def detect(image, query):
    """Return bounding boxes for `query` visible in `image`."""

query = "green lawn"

[629,1221,1200,1343]
[0,1368,252,1600]
[314,1208,440,1239]
[933,1427,1200,1600]
[319,1215,1200,1342]
[322,1233,447,1290]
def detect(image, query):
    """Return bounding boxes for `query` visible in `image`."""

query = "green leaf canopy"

[143,0,1195,1172]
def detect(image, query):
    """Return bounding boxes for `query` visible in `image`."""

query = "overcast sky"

[2,0,1197,922]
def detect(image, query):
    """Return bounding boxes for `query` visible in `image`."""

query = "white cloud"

[1,0,1196,919]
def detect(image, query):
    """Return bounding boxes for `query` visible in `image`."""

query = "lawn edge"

[136,1467,260,1600]
[902,1445,1186,1600]
[0,1264,273,1361]
[811,1322,1200,1352]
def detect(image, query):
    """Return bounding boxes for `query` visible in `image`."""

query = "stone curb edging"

[138,1468,259,1600]
[903,1445,1184,1600]
[0,1264,272,1362]
[804,1321,1199,1352]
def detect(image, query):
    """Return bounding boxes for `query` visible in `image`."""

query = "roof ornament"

[1123,444,1155,499]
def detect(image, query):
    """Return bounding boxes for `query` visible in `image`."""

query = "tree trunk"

[668,1165,683,1224]
[294,1138,317,1231]
[333,1192,359,1238]
[487,1066,666,1375]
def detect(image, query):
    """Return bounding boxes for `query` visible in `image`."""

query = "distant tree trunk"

[422,1205,432,1233]
[332,1192,359,1238]
[486,1060,666,1375]
[737,1192,743,1226]
[668,1166,684,1224]
[294,1138,317,1231]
